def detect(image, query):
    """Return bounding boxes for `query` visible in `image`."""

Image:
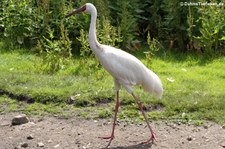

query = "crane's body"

[95,44,163,98]
[66,3,163,147]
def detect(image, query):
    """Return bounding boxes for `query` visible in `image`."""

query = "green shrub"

[1,0,224,57]
[0,0,80,48]
[195,5,225,55]
[36,23,72,73]
[109,0,141,50]
[144,31,161,61]
[1,0,37,46]
[76,29,91,58]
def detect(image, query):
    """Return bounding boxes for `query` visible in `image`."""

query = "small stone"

[37,142,44,147]
[187,136,192,141]
[37,118,44,122]
[222,125,225,129]
[177,121,182,125]
[21,142,28,148]
[27,135,34,140]
[54,144,60,148]
[203,125,208,129]
[12,114,29,125]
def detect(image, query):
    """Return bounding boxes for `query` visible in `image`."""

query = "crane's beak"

[65,5,86,18]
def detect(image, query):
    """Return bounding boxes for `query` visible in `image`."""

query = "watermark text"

[180,2,224,7]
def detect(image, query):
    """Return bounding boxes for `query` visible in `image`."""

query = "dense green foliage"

[1,0,224,55]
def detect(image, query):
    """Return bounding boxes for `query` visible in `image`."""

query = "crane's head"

[65,3,96,18]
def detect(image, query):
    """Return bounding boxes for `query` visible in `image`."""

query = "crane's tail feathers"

[142,69,163,99]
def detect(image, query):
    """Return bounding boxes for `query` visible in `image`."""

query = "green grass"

[0,43,225,125]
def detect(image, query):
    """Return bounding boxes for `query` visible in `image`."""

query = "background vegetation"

[1,0,225,55]
[0,0,225,124]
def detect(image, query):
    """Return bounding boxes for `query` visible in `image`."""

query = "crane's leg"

[131,93,156,144]
[99,91,120,147]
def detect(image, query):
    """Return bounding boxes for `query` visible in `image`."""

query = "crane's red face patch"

[65,5,86,18]
[80,5,86,12]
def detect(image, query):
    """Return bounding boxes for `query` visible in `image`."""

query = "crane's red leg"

[131,93,156,144]
[99,91,120,147]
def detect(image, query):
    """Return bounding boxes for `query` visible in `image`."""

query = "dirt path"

[0,112,225,149]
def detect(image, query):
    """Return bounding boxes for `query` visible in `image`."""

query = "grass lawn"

[0,43,225,125]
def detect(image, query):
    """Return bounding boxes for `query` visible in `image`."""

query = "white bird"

[66,3,163,147]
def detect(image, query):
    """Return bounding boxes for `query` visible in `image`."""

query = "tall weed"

[144,31,162,61]
[109,0,140,50]
[36,23,72,73]
[195,5,225,55]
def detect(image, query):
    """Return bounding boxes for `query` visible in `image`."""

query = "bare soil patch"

[0,112,225,149]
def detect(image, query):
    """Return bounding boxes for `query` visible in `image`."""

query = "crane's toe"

[141,133,157,145]
[98,135,114,140]
[99,135,114,148]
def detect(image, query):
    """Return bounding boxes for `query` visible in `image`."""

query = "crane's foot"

[98,135,114,140]
[141,133,157,145]
[98,135,114,148]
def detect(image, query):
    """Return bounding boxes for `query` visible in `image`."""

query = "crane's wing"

[97,45,163,98]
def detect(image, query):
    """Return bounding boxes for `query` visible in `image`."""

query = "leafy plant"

[109,0,141,50]
[93,0,110,21]
[144,31,161,61]
[97,17,123,48]
[162,0,188,51]
[1,0,37,46]
[138,0,164,40]
[36,23,72,73]
[195,5,225,55]
[0,0,80,48]
[76,29,91,58]
[1,0,224,57]
[187,6,194,51]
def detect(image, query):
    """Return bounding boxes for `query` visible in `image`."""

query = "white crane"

[66,3,163,147]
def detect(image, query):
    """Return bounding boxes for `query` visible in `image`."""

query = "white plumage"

[66,3,163,147]
[97,44,163,98]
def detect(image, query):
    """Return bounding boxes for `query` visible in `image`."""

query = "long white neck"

[88,7,101,55]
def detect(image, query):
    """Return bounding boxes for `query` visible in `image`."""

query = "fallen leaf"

[167,78,175,82]
[181,68,187,72]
